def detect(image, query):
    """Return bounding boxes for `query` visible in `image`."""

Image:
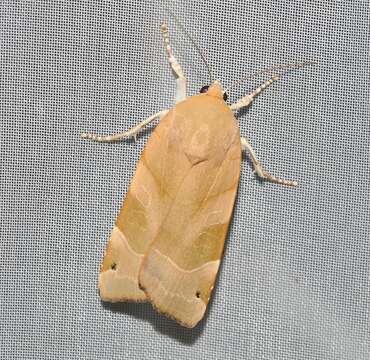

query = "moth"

[82,22,311,328]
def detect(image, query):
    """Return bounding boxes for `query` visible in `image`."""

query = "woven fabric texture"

[1,1,369,359]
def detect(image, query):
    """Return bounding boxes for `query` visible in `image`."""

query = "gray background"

[1,1,369,359]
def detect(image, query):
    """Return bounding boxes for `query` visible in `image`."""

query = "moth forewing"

[137,92,241,328]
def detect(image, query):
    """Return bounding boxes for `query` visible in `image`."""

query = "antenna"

[165,7,214,83]
[224,60,317,93]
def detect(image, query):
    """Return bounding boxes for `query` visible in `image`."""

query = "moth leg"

[241,137,298,187]
[161,23,187,103]
[81,109,168,142]
[230,76,280,111]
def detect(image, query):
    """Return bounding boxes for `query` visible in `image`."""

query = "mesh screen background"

[1,1,369,359]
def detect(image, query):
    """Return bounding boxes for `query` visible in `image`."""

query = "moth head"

[199,80,228,101]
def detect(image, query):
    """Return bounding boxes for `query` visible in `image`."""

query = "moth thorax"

[207,81,225,100]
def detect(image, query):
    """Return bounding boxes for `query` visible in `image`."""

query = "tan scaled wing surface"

[139,94,241,327]
[98,102,196,302]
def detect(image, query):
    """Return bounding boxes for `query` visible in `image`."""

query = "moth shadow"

[101,298,210,344]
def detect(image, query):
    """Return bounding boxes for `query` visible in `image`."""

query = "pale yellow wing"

[139,95,241,327]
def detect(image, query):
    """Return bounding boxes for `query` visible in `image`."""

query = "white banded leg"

[81,109,168,143]
[241,137,298,187]
[161,23,187,103]
[230,76,280,111]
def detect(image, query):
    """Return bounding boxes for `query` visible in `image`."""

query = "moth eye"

[111,263,117,270]
[195,291,201,298]
[199,85,209,93]
[223,92,228,101]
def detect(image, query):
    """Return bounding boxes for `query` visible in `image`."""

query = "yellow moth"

[82,22,312,328]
